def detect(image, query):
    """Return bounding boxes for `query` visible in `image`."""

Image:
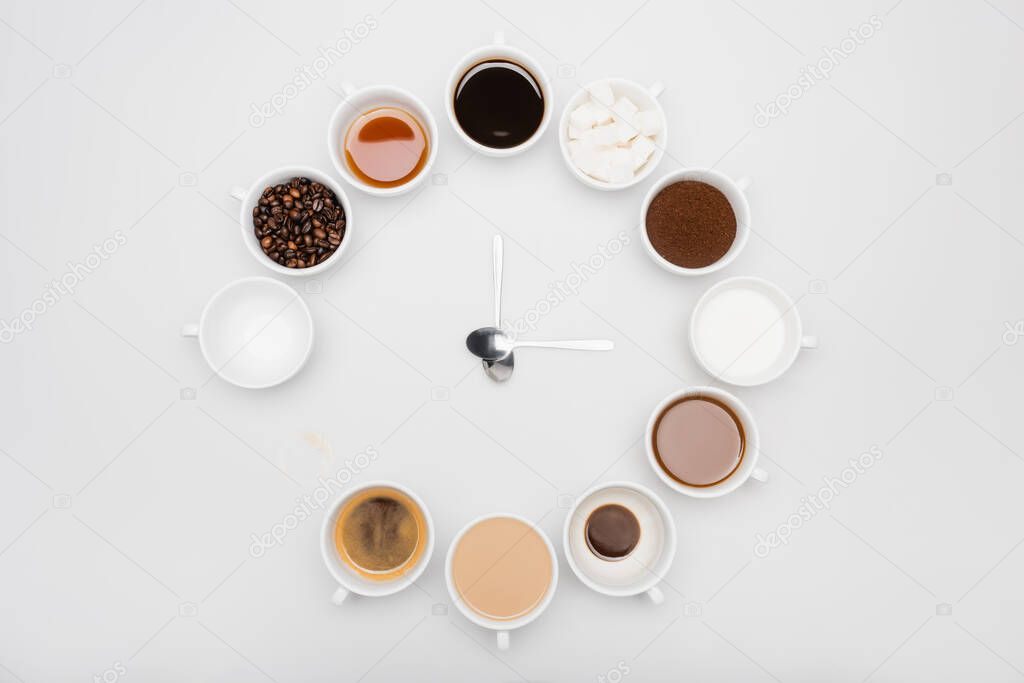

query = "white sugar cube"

[630,135,655,171]
[585,81,615,107]
[611,97,639,123]
[567,139,582,157]
[606,147,634,184]
[585,124,618,147]
[612,121,638,145]
[634,110,663,137]
[569,102,601,130]
[567,125,584,140]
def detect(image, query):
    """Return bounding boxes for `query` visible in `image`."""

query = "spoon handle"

[492,235,503,328]
[513,339,615,351]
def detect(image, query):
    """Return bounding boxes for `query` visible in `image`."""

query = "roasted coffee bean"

[252,177,347,269]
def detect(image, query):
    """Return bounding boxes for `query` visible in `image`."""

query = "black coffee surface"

[585,504,641,560]
[453,60,544,149]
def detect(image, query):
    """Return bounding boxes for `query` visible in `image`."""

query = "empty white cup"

[182,277,313,389]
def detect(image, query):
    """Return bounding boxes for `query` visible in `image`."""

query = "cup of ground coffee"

[640,169,751,276]
[645,386,768,498]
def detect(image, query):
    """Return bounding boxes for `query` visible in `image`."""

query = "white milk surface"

[693,286,788,382]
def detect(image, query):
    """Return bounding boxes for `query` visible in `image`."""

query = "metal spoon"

[483,236,514,381]
[467,327,615,361]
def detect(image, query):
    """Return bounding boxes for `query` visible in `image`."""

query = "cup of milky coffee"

[563,481,677,602]
[640,168,751,276]
[445,513,558,650]
[327,83,438,197]
[445,31,552,157]
[320,481,434,604]
[645,387,768,498]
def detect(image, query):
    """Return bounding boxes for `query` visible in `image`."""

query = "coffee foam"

[567,486,665,589]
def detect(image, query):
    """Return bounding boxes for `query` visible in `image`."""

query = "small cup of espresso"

[445,31,552,157]
[320,481,434,604]
[327,83,438,196]
[645,387,768,498]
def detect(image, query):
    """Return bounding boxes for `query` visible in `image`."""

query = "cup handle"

[801,335,819,349]
[331,586,349,606]
[646,585,665,605]
[648,82,665,99]
[493,30,505,45]
[229,186,247,202]
[181,323,199,338]
[496,631,510,650]
[751,467,769,483]
[736,177,752,192]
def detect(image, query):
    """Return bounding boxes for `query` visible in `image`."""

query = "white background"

[2,1,1023,681]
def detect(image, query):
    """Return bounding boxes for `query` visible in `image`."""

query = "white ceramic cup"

[229,165,353,278]
[326,83,438,197]
[640,168,751,276]
[320,481,435,605]
[562,481,676,602]
[558,78,667,191]
[445,31,553,158]
[182,276,313,389]
[690,276,818,386]
[445,513,558,650]
[645,386,768,498]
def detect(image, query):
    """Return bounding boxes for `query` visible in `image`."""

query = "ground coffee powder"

[645,181,736,268]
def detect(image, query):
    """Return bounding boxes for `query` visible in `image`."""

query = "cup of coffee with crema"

[327,83,438,196]
[320,481,434,604]
[445,513,558,650]
[563,481,676,603]
[445,32,552,157]
[645,387,768,498]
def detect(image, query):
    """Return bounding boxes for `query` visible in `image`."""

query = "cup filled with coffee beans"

[645,386,768,498]
[640,168,751,276]
[445,31,552,157]
[327,83,438,196]
[230,166,352,277]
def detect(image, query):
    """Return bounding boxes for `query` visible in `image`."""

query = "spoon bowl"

[466,326,512,361]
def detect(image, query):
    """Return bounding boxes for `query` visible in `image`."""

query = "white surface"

[1,0,1023,681]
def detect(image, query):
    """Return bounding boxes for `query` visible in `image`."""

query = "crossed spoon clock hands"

[465,236,615,381]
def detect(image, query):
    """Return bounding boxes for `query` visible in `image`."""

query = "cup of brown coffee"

[320,481,434,604]
[445,513,558,650]
[645,387,768,498]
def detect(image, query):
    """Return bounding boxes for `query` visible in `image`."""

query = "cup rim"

[326,84,439,196]
[639,168,751,276]
[444,43,553,158]
[238,165,353,278]
[561,480,677,597]
[319,480,435,598]
[644,386,760,498]
[557,77,668,191]
[197,276,314,389]
[445,512,559,631]
[689,276,804,386]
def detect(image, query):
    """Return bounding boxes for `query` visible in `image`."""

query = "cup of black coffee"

[445,31,552,157]
[645,386,768,498]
